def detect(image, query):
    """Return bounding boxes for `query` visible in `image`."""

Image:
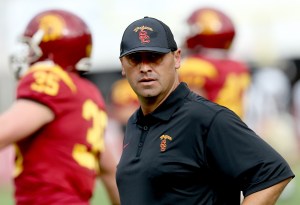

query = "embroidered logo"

[133,25,153,44]
[160,135,172,152]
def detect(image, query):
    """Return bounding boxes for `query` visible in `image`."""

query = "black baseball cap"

[120,16,178,58]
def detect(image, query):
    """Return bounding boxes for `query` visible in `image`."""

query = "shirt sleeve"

[206,109,295,196]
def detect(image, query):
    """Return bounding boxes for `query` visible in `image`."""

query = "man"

[179,7,251,118]
[0,9,119,205]
[116,16,294,205]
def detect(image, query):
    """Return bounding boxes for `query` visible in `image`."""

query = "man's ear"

[121,67,126,76]
[120,58,126,76]
[174,49,181,70]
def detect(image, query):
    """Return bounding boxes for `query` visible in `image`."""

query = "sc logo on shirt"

[160,135,172,152]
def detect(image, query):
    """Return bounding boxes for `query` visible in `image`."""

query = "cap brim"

[120,47,171,58]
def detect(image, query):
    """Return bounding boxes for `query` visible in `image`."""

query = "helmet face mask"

[23,29,44,62]
[10,9,92,79]
[9,40,31,79]
[185,7,236,51]
[76,57,92,72]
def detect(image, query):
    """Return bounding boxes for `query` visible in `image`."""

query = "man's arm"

[242,177,293,205]
[99,143,120,205]
[0,99,54,150]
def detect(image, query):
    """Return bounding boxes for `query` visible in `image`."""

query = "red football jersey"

[179,55,250,118]
[14,62,107,205]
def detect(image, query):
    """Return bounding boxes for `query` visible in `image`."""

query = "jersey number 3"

[72,99,107,172]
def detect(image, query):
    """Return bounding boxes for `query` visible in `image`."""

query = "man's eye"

[125,52,164,64]
[149,53,163,62]
[127,54,141,63]
[149,54,158,60]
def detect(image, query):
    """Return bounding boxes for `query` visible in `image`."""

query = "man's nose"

[139,57,152,72]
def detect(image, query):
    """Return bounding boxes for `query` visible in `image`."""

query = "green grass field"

[1,167,299,204]
[0,181,112,205]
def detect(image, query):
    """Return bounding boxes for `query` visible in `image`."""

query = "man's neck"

[139,81,180,115]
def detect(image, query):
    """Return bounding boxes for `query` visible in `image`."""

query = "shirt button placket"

[136,125,149,157]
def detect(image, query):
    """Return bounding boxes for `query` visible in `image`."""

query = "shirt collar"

[134,82,190,125]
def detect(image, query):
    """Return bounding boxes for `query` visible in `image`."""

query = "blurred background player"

[179,7,251,119]
[243,67,299,199]
[105,78,139,162]
[244,67,299,166]
[0,9,119,204]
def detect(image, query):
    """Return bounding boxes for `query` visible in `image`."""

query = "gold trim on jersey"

[28,62,77,93]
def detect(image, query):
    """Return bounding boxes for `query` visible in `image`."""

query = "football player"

[179,7,251,118]
[0,9,120,205]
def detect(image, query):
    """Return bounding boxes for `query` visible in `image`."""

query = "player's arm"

[99,145,120,205]
[0,99,54,150]
[241,177,293,205]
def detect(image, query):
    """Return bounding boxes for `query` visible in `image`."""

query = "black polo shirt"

[116,82,294,205]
